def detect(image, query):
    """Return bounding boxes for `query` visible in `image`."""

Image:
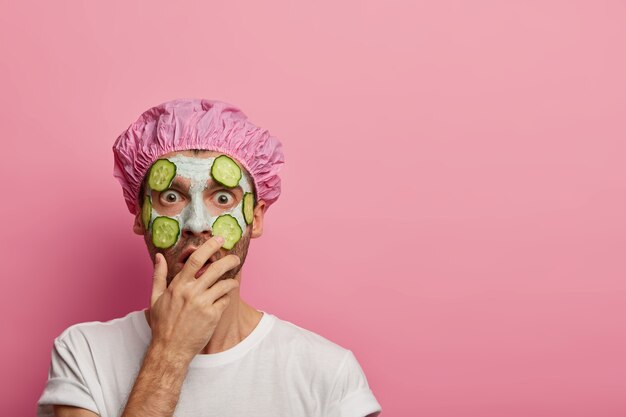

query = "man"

[37,99,382,417]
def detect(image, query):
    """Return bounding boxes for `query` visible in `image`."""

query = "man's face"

[136,150,257,286]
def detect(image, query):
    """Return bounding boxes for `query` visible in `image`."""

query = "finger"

[150,253,168,307]
[179,236,224,281]
[196,255,241,290]
[198,278,240,305]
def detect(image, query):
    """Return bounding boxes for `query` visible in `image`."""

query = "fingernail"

[155,254,161,265]
[215,236,224,243]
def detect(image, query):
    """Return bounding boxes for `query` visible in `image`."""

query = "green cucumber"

[212,214,242,250]
[142,195,152,230]
[152,216,180,249]
[211,155,242,188]
[148,159,176,191]
[242,192,254,225]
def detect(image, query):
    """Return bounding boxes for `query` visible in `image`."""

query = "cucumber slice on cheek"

[212,214,242,250]
[242,192,254,225]
[152,216,180,249]
[142,195,152,230]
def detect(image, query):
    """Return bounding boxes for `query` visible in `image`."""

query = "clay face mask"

[141,154,255,250]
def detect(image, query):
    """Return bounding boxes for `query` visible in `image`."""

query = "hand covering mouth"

[178,247,219,266]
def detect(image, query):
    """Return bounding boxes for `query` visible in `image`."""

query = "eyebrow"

[167,178,188,191]
[168,177,240,191]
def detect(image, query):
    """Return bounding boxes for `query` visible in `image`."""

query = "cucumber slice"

[152,216,180,249]
[242,192,254,225]
[148,159,176,191]
[212,214,242,250]
[142,195,152,230]
[211,155,242,188]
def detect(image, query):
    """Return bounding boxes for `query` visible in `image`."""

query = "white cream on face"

[145,154,253,248]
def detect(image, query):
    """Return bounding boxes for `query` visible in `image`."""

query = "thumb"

[150,253,167,308]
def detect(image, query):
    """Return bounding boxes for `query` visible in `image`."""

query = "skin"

[140,151,256,287]
[54,150,267,417]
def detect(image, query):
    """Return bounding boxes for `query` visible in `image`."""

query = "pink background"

[1,1,625,416]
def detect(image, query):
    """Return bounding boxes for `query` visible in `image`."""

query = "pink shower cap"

[112,98,285,215]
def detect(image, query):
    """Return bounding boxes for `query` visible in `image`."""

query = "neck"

[200,285,262,354]
[145,272,263,355]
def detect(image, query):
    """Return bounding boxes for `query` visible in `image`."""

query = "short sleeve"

[36,338,100,417]
[329,350,382,417]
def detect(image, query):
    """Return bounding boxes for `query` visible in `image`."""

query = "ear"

[133,212,145,235]
[250,199,267,239]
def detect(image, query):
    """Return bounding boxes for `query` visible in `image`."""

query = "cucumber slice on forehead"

[242,192,254,225]
[148,159,176,191]
[152,216,180,249]
[211,155,242,188]
[142,195,152,230]
[212,214,242,250]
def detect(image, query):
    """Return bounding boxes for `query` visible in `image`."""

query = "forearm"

[121,343,192,417]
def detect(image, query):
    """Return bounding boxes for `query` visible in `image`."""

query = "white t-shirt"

[37,310,382,417]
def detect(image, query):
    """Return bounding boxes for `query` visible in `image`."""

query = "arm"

[119,343,191,417]
[51,236,238,417]
[120,236,239,417]
[52,342,190,417]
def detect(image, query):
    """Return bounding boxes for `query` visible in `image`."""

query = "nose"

[181,195,213,238]
[182,225,212,239]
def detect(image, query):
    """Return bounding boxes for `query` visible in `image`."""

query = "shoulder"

[263,314,382,415]
[38,312,144,416]
[54,310,144,350]
[269,314,350,360]
[264,314,353,387]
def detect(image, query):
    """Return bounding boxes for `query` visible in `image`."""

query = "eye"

[214,191,234,205]
[160,190,183,204]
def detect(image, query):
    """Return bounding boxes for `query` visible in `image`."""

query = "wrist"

[146,341,194,370]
